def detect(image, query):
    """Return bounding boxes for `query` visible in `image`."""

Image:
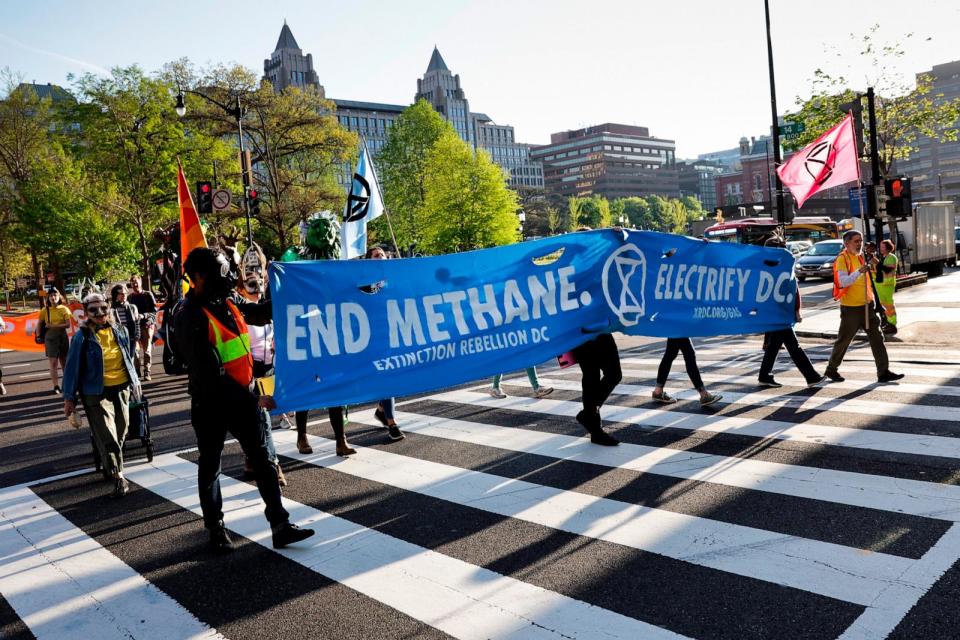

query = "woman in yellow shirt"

[37,288,74,395]
[62,293,141,498]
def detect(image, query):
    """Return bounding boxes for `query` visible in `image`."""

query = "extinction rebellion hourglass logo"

[602,244,647,326]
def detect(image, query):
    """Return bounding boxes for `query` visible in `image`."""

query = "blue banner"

[270,229,796,411]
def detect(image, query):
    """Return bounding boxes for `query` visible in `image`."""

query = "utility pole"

[866,87,883,245]
[764,0,786,226]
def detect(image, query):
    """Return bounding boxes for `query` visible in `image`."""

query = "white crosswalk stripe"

[5,345,960,639]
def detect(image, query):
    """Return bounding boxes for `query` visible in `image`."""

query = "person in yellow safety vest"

[874,239,898,334]
[175,247,314,553]
[824,230,904,384]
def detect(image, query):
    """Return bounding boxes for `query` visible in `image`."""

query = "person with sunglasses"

[62,293,140,498]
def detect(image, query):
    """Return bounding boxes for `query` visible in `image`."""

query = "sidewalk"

[796,268,960,345]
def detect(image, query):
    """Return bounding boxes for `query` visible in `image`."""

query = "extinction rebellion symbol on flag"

[345,174,372,222]
[803,141,834,187]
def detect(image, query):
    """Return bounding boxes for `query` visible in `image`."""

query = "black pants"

[760,329,819,382]
[656,338,704,390]
[571,333,622,412]
[192,394,288,530]
[295,407,346,441]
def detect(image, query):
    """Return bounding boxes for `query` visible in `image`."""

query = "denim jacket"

[62,323,140,400]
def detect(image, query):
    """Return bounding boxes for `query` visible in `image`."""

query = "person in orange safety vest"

[176,247,314,553]
[824,230,903,384]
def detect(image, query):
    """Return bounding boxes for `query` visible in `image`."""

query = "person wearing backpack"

[62,293,140,498]
[175,247,313,553]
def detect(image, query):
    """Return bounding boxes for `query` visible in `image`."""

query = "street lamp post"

[518,210,526,239]
[175,88,254,247]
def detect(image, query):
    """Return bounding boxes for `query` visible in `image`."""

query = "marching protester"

[36,288,73,395]
[62,293,139,498]
[570,333,621,446]
[489,367,553,399]
[652,338,722,407]
[232,244,286,487]
[365,245,405,441]
[874,239,898,335]
[825,230,904,383]
[128,277,159,380]
[175,247,313,552]
[110,284,140,360]
[758,236,824,388]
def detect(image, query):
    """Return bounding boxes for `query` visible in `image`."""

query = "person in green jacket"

[874,239,898,335]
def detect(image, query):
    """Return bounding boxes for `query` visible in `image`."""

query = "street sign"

[848,186,869,217]
[15,278,27,289]
[212,189,232,211]
[778,122,805,137]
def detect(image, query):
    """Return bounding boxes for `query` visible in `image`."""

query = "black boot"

[272,522,315,549]
[209,521,234,554]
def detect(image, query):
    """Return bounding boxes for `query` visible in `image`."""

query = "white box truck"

[847,202,956,276]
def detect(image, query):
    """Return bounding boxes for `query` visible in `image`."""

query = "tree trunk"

[30,251,42,308]
[134,209,152,293]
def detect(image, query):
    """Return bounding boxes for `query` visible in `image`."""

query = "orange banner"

[0,304,165,353]
[0,303,84,353]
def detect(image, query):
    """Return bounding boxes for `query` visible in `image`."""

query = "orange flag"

[176,161,208,285]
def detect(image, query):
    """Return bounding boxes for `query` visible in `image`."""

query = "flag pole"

[360,135,402,257]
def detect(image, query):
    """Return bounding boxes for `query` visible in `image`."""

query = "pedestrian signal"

[196,181,213,214]
[883,177,912,218]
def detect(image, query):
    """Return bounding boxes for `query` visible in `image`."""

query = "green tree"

[67,66,234,287]
[376,99,452,252]
[576,195,612,228]
[515,187,557,238]
[175,62,357,254]
[614,196,653,229]
[785,25,960,178]
[421,131,519,254]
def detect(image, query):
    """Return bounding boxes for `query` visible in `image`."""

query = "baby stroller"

[91,395,155,473]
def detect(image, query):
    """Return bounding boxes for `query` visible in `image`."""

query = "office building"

[531,123,678,202]
[263,22,323,93]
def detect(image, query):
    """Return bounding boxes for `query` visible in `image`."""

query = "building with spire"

[263,21,323,93]
[264,24,542,189]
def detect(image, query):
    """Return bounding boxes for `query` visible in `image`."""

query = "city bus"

[703,217,852,245]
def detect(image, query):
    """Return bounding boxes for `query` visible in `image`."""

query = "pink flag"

[776,114,861,209]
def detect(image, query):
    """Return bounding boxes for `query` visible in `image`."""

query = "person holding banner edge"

[176,247,314,552]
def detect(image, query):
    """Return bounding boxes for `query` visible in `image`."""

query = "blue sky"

[2,0,958,158]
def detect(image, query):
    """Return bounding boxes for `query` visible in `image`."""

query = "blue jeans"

[492,367,541,390]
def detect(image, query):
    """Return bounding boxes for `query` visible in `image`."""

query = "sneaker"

[651,391,677,404]
[488,387,507,399]
[53,385,62,396]
[758,377,783,388]
[878,370,905,383]
[111,477,129,499]
[824,370,845,383]
[280,414,295,429]
[806,375,827,388]
[590,429,620,446]
[272,522,315,549]
[0,382,6,396]
[143,373,152,381]
[209,522,234,554]
[699,392,722,407]
[387,425,405,441]
[534,386,554,399]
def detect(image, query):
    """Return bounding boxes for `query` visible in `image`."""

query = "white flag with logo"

[341,146,385,260]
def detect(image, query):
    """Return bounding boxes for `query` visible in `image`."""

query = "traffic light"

[196,181,213,214]
[884,176,912,218]
[247,188,261,215]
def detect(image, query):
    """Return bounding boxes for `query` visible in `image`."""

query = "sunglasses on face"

[86,306,109,316]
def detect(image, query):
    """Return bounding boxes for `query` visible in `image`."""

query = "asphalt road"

[4,334,960,639]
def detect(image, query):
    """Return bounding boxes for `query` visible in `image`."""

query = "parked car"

[794,239,844,282]
[786,240,813,257]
